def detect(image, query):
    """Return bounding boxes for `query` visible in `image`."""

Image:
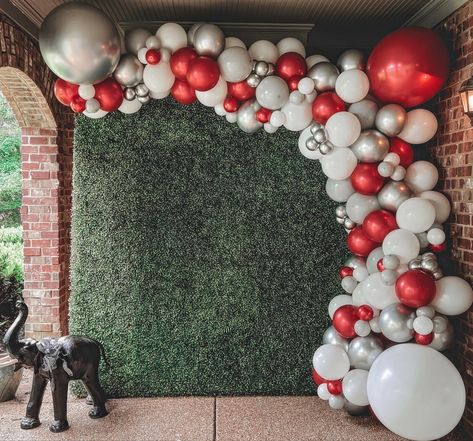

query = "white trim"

[404,0,469,28]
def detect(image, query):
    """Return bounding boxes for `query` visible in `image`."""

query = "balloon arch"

[40,3,472,440]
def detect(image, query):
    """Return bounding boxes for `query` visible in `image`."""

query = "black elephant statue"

[3,301,109,432]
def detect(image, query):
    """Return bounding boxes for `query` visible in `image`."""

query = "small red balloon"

[186,57,220,92]
[54,79,79,106]
[389,138,414,168]
[339,266,354,279]
[357,305,374,321]
[146,49,161,65]
[395,269,436,308]
[288,75,302,91]
[351,163,385,195]
[276,52,307,82]
[362,209,398,243]
[430,242,447,253]
[333,304,359,339]
[311,368,328,386]
[70,95,86,113]
[223,96,239,113]
[171,47,198,80]
[94,77,123,112]
[255,107,272,123]
[347,226,379,257]
[377,258,385,272]
[227,80,256,101]
[171,79,196,105]
[311,92,346,125]
[415,332,434,345]
[327,380,343,395]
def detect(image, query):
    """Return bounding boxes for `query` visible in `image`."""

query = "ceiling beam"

[403,0,469,27]
[0,0,39,39]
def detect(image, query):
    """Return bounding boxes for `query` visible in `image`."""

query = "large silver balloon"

[114,54,144,87]
[379,303,415,343]
[348,100,378,130]
[194,24,225,57]
[188,22,204,46]
[237,99,263,133]
[377,181,412,211]
[344,401,369,416]
[350,130,389,163]
[39,3,121,84]
[429,321,454,351]
[125,28,152,55]
[322,326,350,352]
[375,104,407,137]
[307,62,339,92]
[348,335,384,370]
[337,49,365,72]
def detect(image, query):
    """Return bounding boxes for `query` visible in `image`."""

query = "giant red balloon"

[350,163,385,195]
[333,305,359,339]
[94,78,123,112]
[171,79,196,104]
[276,52,307,83]
[311,92,346,125]
[54,79,79,106]
[362,209,397,242]
[389,137,414,168]
[395,269,436,308]
[347,226,379,257]
[171,47,198,80]
[227,80,255,101]
[367,27,449,108]
[186,57,220,92]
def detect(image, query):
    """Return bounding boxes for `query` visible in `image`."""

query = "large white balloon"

[248,40,279,63]
[196,76,227,107]
[306,54,329,69]
[313,344,350,380]
[431,276,473,316]
[277,37,306,57]
[334,69,369,103]
[328,295,353,319]
[325,112,361,148]
[398,109,438,144]
[405,161,439,193]
[396,197,436,234]
[343,369,369,406]
[363,272,397,309]
[325,178,355,202]
[83,109,108,119]
[281,100,312,131]
[255,76,290,110]
[367,344,465,441]
[156,23,187,53]
[298,126,323,160]
[143,62,175,92]
[225,36,246,49]
[382,229,420,264]
[320,148,358,180]
[352,280,367,306]
[218,47,252,82]
[419,191,451,223]
[149,89,171,99]
[346,193,380,224]
[118,98,142,114]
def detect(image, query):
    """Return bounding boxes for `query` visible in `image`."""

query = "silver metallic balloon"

[267,63,276,76]
[429,320,454,351]
[135,83,149,97]
[255,61,269,77]
[137,94,151,104]
[310,122,323,134]
[237,99,263,133]
[336,216,346,225]
[188,22,204,46]
[337,49,365,72]
[114,54,144,87]
[348,99,378,130]
[124,88,136,101]
[39,3,121,84]
[350,130,389,163]
[408,258,423,270]
[375,104,407,137]
[322,326,349,352]
[318,141,334,155]
[246,73,261,88]
[344,217,356,230]
[379,303,415,343]
[344,401,369,416]
[377,181,412,211]
[313,128,327,143]
[305,137,318,151]
[125,28,152,55]
[335,205,347,218]
[307,62,339,92]
[193,24,225,57]
[347,335,384,370]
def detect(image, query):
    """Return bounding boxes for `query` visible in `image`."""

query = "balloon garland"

[39,3,472,440]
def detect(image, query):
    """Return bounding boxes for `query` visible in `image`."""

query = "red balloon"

[367,27,449,108]
[415,332,434,345]
[276,52,307,82]
[94,78,123,111]
[357,305,374,321]
[171,79,196,105]
[339,266,354,279]
[70,96,86,113]
[327,380,343,395]
[146,49,161,65]
[377,258,385,272]
[430,242,447,253]
[186,57,220,92]
[171,47,198,80]
[351,163,385,195]
[395,269,436,308]
[227,80,255,101]
[389,138,414,168]
[288,75,302,91]
[311,92,346,125]
[223,96,239,113]
[333,304,359,339]
[347,226,379,257]
[54,79,79,106]
[312,368,328,386]
[255,107,272,123]
[362,209,397,242]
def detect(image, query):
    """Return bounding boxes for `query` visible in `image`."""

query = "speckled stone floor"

[0,370,467,441]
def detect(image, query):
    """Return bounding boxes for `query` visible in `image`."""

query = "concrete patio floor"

[0,371,467,441]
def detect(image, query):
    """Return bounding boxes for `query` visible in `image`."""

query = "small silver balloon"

[345,255,366,270]
[307,62,339,92]
[137,94,151,104]
[125,28,152,55]
[347,335,384,370]
[135,83,149,97]
[344,217,356,230]
[381,269,397,285]
[336,216,346,225]
[322,326,349,352]
[421,259,438,273]
[408,259,422,270]
[193,23,225,57]
[375,104,407,137]
[124,87,136,101]
[429,320,454,351]
[236,99,263,134]
[255,61,269,77]
[313,128,327,143]
[432,270,444,280]
[267,63,276,75]
[423,252,436,260]
[246,73,261,88]
[310,122,323,134]
[337,49,365,71]
[187,22,204,46]
[344,401,369,416]
[318,141,334,155]
[350,130,389,163]
[348,99,379,130]
[379,303,415,343]
[335,205,347,218]
[114,54,144,87]
[377,181,412,212]
[305,137,318,151]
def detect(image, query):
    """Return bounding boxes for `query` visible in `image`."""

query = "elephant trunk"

[3,301,28,359]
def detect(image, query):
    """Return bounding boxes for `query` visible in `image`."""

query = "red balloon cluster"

[347,226,379,257]
[256,107,272,123]
[312,368,327,386]
[186,57,220,91]
[70,96,86,113]
[395,269,436,308]
[327,380,343,395]
[227,80,255,101]
[357,305,374,321]
[333,305,359,338]
[54,79,79,106]
[311,92,346,125]
[389,138,414,168]
[94,78,123,112]
[276,52,307,83]
[171,79,196,104]
[363,210,397,243]
[350,163,385,195]
[415,332,434,345]
[171,47,198,80]
[223,96,239,113]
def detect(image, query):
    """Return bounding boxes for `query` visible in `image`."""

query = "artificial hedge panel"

[70,98,346,397]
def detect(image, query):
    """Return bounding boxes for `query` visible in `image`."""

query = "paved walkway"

[0,371,467,441]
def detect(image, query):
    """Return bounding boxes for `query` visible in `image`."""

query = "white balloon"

[218,47,252,82]
[298,77,315,95]
[317,383,330,400]
[281,99,312,131]
[214,103,226,116]
[289,90,305,104]
[413,316,434,335]
[325,112,361,148]
[431,276,473,316]
[370,317,381,333]
[398,109,438,144]
[367,344,465,441]
[277,37,306,57]
[256,76,289,110]
[335,69,369,103]
[145,35,160,49]
[325,178,355,202]
[137,47,149,64]
[149,89,170,99]
[328,295,353,319]
[305,91,317,103]
[155,23,187,53]
[298,126,323,160]
[396,197,436,233]
[419,191,451,224]
[346,193,380,224]
[269,110,286,127]
[160,48,171,62]
[83,109,108,119]
[353,266,369,282]
[363,272,397,309]
[405,161,439,193]
[427,228,445,245]
[263,122,278,134]
[382,229,420,264]
[118,98,142,114]
[248,40,279,63]
[320,148,358,180]
[354,320,371,337]
[226,112,237,123]
[352,280,368,306]
[78,84,95,100]
[306,54,329,69]
[143,62,175,92]
[366,247,384,274]
[313,344,350,380]
[196,76,227,107]
[343,369,369,406]
[329,394,345,410]
[225,36,246,49]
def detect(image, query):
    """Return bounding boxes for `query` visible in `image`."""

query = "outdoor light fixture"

[459,76,473,121]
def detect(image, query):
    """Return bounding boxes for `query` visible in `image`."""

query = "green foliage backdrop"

[71,98,346,397]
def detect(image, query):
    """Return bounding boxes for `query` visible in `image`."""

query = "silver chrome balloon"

[348,99,378,130]
[337,49,365,72]
[267,63,276,76]
[114,54,144,87]
[305,137,318,151]
[125,28,152,55]
[322,326,349,352]
[375,104,407,137]
[313,128,327,143]
[124,88,136,101]
[336,216,346,225]
[307,62,339,92]
[318,141,334,155]
[187,22,204,46]
[246,73,261,88]
[193,24,225,57]
[379,303,415,343]
[344,217,356,230]
[350,130,389,163]
[377,181,412,211]
[429,320,454,351]
[310,122,323,134]
[137,94,151,104]
[335,205,347,218]
[236,99,263,133]
[39,3,121,84]
[255,61,269,77]
[344,401,369,416]
[347,335,384,370]
[135,83,149,97]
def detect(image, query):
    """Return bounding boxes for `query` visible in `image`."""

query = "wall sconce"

[459,77,473,121]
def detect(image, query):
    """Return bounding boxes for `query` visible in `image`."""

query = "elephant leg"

[83,375,108,419]
[85,393,93,405]
[49,374,70,433]
[21,374,47,430]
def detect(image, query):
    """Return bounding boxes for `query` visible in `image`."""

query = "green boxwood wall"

[70,98,346,397]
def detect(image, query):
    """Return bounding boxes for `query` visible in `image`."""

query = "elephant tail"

[97,341,111,370]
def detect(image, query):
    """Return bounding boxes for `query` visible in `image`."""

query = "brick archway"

[0,14,73,339]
